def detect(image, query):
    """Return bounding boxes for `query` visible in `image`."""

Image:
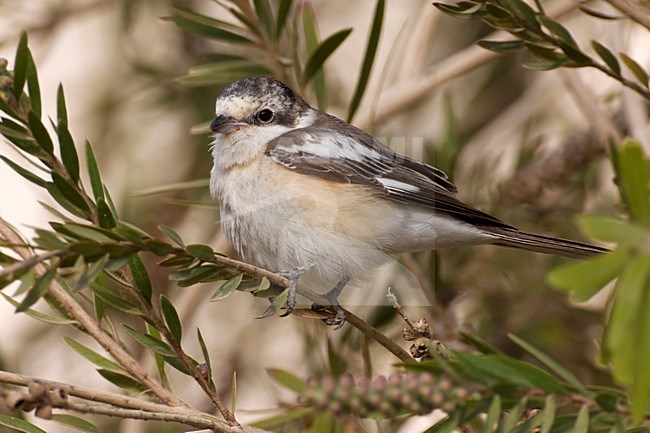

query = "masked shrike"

[209,77,605,328]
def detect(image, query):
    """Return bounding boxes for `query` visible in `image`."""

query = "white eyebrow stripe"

[377,177,421,193]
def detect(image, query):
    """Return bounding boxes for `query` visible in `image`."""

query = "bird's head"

[209,77,315,167]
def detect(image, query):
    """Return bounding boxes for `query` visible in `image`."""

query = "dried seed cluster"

[299,372,478,418]
[1,380,68,420]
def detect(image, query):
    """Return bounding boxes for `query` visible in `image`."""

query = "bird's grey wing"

[265,128,511,228]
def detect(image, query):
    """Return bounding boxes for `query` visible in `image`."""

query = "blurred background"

[0,0,649,431]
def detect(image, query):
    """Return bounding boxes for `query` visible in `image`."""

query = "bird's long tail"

[485,227,607,259]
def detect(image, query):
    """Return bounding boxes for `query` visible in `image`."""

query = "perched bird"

[208,76,605,328]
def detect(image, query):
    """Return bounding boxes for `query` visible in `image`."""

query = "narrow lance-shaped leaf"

[0,415,47,433]
[17,263,58,312]
[185,243,214,261]
[85,139,104,201]
[159,225,185,247]
[197,328,214,386]
[266,368,307,393]
[275,0,294,38]
[302,28,352,85]
[51,414,100,433]
[615,139,650,227]
[97,198,116,229]
[51,172,90,213]
[27,110,54,154]
[97,369,147,393]
[477,40,525,53]
[591,41,620,75]
[128,254,153,303]
[347,0,384,123]
[168,16,251,44]
[302,4,326,110]
[537,16,577,48]
[0,155,47,187]
[123,325,175,357]
[25,50,41,118]
[13,31,29,99]
[63,337,123,372]
[57,83,68,125]
[253,0,274,37]
[619,53,649,88]
[210,273,243,301]
[58,121,80,183]
[160,295,182,342]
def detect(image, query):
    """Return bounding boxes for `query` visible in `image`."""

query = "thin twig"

[605,0,650,30]
[0,371,270,433]
[0,217,185,408]
[0,249,66,279]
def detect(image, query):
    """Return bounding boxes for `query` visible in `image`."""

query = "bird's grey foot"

[277,266,309,317]
[312,277,350,330]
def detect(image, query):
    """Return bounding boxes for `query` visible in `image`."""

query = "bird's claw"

[277,266,309,317]
[311,291,347,330]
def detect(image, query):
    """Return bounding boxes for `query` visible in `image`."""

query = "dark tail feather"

[486,227,607,259]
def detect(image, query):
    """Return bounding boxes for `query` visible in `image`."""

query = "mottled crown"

[218,77,309,110]
[216,77,311,126]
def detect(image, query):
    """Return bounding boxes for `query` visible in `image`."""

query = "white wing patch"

[377,178,420,193]
[279,131,383,162]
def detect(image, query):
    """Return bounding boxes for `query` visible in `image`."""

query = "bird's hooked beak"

[210,115,245,134]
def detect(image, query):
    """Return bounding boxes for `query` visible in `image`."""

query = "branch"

[605,0,650,30]
[0,217,185,408]
[0,249,66,279]
[0,371,270,433]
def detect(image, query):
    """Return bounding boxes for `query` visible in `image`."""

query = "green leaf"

[237,276,270,292]
[498,397,527,433]
[197,328,213,382]
[577,215,649,245]
[161,295,182,342]
[26,50,41,118]
[615,139,650,226]
[266,368,307,393]
[123,325,175,356]
[253,0,274,37]
[27,110,54,154]
[571,405,589,433]
[275,0,294,38]
[178,61,272,87]
[548,247,626,301]
[169,16,251,43]
[63,337,123,372]
[45,182,88,219]
[509,334,586,392]
[482,395,501,433]
[0,119,32,140]
[302,28,352,85]
[256,289,287,319]
[85,139,104,201]
[347,0,384,123]
[424,412,462,433]
[17,264,57,312]
[158,225,184,247]
[97,369,147,393]
[97,198,116,229]
[74,254,109,291]
[537,16,577,48]
[90,280,142,315]
[434,2,486,19]
[58,121,80,183]
[591,41,620,75]
[477,39,525,53]
[185,244,214,261]
[51,172,90,213]
[128,254,153,303]
[498,0,540,28]
[210,273,243,301]
[0,292,77,325]
[619,53,649,87]
[0,155,47,187]
[302,4,326,109]
[13,32,29,99]
[540,395,557,433]
[0,415,47,433]
[52,414,100,433]
[57,83,68,125]
[62,223,117,242]
[522,58,568,70]
[454,352,566,393]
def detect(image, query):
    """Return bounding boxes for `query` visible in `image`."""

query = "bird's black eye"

[256,109,274,123]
